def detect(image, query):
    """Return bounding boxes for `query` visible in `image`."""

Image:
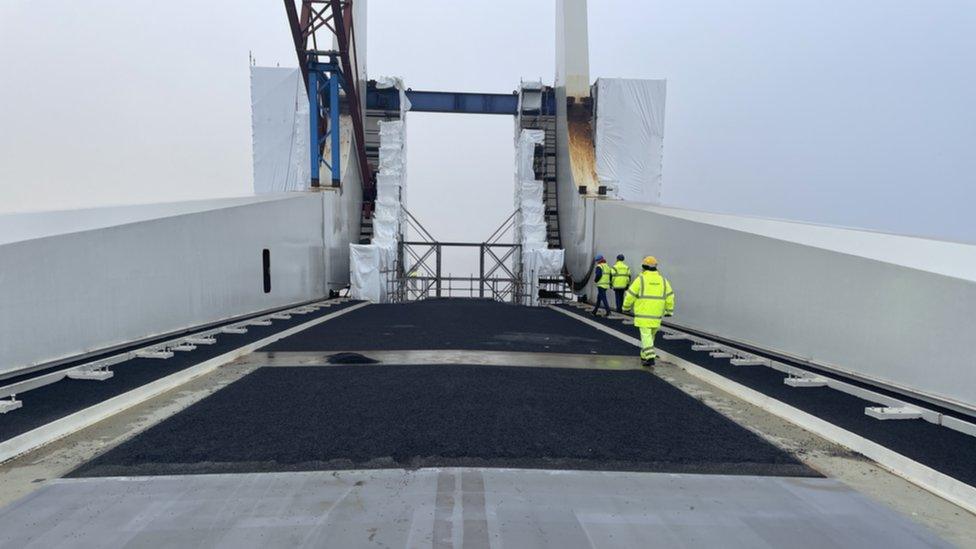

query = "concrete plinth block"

[135,350,174,359]
[730,358,768,366]
[784,376,828,388]
[865,406,923,420]
[67,369,115,381]
[692,344,721,352]
[0,399,23,414]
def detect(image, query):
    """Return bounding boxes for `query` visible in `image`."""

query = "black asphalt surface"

[0,301,359,443]
[560,305,976,488]
[260,298,634,355]
[72,364,816,478]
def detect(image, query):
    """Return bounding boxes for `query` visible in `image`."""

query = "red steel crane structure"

[283,1,375,210]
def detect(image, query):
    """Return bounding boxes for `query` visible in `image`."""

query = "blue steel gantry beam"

[366,84,556,116]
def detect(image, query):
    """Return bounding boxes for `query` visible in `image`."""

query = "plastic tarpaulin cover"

[374,120,406,248]
[519,80,544,113]
[514,128,565,304]
[350,85,408,302]
[349,244,382,302]
[514,130,546,250]
[594,78,666,203]
[250,67,310,194]
[524,248,564,276]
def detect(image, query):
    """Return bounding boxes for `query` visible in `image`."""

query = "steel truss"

[284,0,373,198]
[391,210,524,303]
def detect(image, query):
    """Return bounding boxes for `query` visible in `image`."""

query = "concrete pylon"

[556,0,590,99]
[555,0,597,285]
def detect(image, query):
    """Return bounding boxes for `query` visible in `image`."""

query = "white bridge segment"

[590,200,976,414]
[0,193,356,379]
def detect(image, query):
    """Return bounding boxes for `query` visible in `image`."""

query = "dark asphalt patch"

[327,352,380,364]
[71,364,816,478]
[558,304,976,488]
[260,298,634,355]
[0,301,360,443]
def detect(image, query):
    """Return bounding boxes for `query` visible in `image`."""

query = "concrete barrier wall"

[593,200,976,411]
[0,194,327,377]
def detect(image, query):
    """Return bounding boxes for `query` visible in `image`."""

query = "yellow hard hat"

[642,256,658,267]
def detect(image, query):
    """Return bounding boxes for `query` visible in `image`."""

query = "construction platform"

[0,299,968,547]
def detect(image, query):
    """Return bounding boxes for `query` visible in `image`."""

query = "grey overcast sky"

[1,1,974,246]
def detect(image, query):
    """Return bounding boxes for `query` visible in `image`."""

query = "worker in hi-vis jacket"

[609,254,631,313]
[623,256,674,367]
[591,255,612,317]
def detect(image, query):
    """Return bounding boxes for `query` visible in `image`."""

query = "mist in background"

[1,0,974,248]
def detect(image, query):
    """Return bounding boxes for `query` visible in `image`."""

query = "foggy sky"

[1,0,974,250]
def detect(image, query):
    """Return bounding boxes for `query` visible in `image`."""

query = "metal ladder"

[519,90,561,249]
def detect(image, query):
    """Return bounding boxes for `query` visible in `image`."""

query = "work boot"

[641,357,655,368]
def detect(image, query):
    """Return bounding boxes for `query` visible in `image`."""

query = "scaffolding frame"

[390,210,524,303]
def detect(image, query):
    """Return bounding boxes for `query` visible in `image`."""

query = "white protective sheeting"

[514,130,546,248]
[514,129,565,305]
[374,119,407,248]
[594,200,976,413]
[0,194,327,377]
[349,244,383,303]
[519,80,544,113]
[250,67,310,194]
[349,79,409,302]
[594,78,667,203]
[524,248,565,276]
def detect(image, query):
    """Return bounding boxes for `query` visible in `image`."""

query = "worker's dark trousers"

[613,289,626,313]
[593,288,611,315]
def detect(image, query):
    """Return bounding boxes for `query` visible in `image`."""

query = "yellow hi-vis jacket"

[623,270,674,328]
[610,260,631,289]
[595,264,611,289]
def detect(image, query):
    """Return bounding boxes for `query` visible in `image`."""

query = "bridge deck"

[0,299,961,547]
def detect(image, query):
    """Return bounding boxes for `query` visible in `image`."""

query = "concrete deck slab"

[0,468,949,548]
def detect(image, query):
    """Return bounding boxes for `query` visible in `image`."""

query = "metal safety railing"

[391,208,527,304]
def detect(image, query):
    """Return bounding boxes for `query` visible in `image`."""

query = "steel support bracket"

[730,357,769,366]
[784,376,828,388]
[0,398,23,414]
[67,369,115,381]
[865,406,924,420]
[691,343,721,352]
[135,350,174,359]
